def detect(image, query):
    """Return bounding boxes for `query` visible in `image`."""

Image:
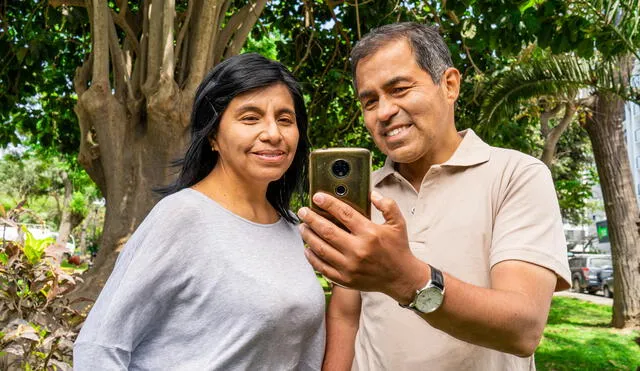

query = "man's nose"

[377,96,399,123]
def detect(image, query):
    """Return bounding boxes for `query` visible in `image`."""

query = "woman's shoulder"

[140,189,209,231]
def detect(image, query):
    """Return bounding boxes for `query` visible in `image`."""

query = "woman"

[74,54,325,370]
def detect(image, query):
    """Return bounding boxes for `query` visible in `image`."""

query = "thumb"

[371,191,405,228]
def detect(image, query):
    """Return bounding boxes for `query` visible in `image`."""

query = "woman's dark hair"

[157,53,310,224]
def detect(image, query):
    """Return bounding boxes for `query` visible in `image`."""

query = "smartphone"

[309,148,371,230]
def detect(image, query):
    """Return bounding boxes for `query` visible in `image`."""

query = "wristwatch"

[399,265,445,314]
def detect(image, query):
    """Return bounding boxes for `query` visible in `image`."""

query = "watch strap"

[430,265,445,291]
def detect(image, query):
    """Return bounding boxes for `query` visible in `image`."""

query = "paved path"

[554,290,613,306]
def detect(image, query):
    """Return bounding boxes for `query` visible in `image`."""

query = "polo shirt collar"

[372,129,491,186]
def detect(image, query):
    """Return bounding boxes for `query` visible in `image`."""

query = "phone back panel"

[309,148,371,230]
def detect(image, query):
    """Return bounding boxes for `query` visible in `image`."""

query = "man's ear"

[441,67,461,104]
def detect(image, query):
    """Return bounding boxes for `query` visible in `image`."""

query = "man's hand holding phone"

[297,191,429,306]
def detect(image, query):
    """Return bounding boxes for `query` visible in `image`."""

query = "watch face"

[415,286,443,313]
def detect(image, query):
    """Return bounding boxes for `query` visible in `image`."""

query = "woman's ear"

[209,137,218,152]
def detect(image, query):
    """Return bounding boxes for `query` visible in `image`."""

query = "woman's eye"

[241,116,260,123]
[278,117,295,125]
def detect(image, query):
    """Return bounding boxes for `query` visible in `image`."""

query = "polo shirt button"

[411,207,416,215]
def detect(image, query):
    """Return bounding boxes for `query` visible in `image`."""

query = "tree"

[5,0,267,299]
[479,0,640,327]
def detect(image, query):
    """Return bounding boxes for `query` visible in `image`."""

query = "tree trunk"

[540,102,576,167]
[584,56,640,328]
[56,171,74,246]
[60,0,268,302]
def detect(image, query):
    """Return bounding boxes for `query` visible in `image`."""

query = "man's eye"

[364,99,378,110]
[392,86,409,95]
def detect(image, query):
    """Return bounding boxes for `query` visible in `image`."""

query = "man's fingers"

[297,203,353,249]
[299,223,347,268]
[371,190,405,229]
[310,192,369,234]
[303,247,348,287]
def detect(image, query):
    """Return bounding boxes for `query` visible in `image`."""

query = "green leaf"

[21,226,53,265]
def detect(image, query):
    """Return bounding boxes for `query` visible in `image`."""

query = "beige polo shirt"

[353,129,571,371]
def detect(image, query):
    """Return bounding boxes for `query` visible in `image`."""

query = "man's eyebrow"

[382,76,414,90]
[357,76,414,100]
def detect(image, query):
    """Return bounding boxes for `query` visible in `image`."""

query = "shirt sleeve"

[73,200,193,368]
[489,162,571,291]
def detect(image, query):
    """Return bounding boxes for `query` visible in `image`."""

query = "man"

[297,22,571,370]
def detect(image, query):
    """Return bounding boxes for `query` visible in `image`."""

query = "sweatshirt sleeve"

[73,197,195,369]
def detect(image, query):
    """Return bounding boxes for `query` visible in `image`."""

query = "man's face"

[355,39,459,165]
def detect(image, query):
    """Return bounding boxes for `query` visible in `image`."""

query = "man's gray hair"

[350,22,453,89]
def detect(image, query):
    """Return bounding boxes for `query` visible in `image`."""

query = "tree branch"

[134,0,150,95]
[108,10,133,100]
[175,0,193,71]
[223,0,268,58]
[540,103,562,137]
[325,1,351,48]
[110,8,139,55]
[206,0,232,69]
[143,0,164,93]
[73,55,93,95]
[161,0,175,78]
[48,0,86,8]
[541,102,577,167]
[212,3,246,65]
[293,0,315,74]
[91,0,110,87]
[185,0,221,93]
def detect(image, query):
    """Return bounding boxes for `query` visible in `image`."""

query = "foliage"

[0,151,100,230]
[536,296,640,370]
[0,1,88,156]
[0,210,87,370]
[551,123,599,225]
[479,52,640,127]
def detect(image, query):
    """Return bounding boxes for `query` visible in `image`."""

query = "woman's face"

[211,83,300,186]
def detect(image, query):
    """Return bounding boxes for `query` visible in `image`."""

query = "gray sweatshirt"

[74,188,326,370]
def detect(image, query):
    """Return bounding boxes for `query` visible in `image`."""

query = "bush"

[0,224,88,370]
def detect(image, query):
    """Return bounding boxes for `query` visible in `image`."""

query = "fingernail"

[371,190,383,201]
[313,193,326,204]
[298,207,308,218]
[298,224,305,233]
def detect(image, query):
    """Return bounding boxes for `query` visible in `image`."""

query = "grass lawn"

[536,296,640,370]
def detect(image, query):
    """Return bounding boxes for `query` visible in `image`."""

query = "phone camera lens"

[331,159,350,178]
[335,185,348,196]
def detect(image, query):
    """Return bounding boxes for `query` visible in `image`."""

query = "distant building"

[623,67,640,207]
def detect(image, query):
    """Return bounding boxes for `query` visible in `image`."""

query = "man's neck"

[397,130,463,192]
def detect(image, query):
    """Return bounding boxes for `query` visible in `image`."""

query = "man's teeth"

[386,126,408,137]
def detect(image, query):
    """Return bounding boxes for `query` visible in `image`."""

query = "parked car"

[568,254,612,294]
[601,267,614,298]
